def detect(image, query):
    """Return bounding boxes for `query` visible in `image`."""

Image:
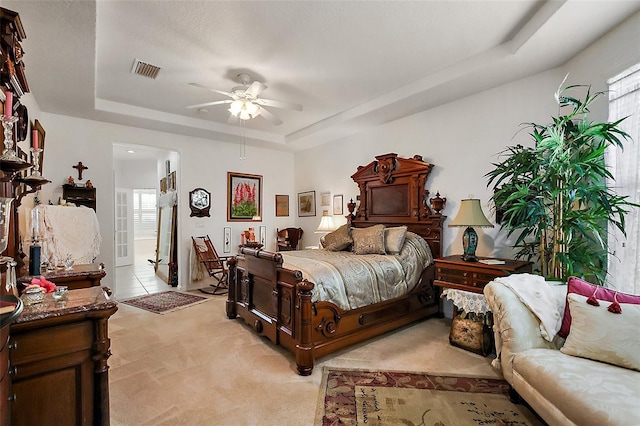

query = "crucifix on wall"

[73,161,88,181]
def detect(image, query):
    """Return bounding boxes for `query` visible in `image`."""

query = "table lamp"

[315,210,336,247]
[448,199,494,262]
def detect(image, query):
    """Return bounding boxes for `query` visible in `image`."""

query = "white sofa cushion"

[513,348,640,426]
[561,293,640,371]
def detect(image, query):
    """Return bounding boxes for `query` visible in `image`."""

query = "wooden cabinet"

[62,184,96,211]
[19,263,106,291]
[9,287,117,426]
[1,295,22,426]
[434,255,532,294]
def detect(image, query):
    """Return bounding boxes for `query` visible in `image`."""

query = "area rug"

[121,291,209,314]
[317,367,543,426]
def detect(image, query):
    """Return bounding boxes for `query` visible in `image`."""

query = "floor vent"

[131,59,161,79]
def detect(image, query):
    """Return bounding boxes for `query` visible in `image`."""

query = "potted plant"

[486,82,638,284]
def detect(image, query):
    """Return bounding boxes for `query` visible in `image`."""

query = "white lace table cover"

[442,288,491,314]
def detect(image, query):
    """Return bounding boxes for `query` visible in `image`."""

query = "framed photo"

[333,194,343,215]
[160,177,167,194]
[298,190,316,217]
[275,194,289,217]
[165,159,171,177]
[320,192,331,207]
[227,172,262,222]
[223,227,232,253]
[32,119,45,174]
[259,226,266,247]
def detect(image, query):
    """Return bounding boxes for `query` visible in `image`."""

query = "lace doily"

[442,288,491,314]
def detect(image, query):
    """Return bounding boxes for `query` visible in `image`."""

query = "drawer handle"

[8,341,17,350]
[8,393,17,402]
[463,272,468,277]
[9,366,17,376]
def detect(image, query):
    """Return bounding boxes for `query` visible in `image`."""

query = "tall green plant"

[486,83,637,284]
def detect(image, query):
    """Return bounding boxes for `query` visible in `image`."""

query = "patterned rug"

[317,368,543,426]
[122,291,210,314]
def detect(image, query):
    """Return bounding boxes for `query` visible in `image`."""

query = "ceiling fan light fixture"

[229,99,260,120]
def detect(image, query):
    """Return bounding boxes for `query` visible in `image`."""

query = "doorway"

[113,143,179,299]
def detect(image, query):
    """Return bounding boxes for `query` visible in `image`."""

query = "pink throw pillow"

[558,276,640,338]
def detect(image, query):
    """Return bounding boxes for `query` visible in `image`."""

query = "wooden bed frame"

[226,153,447,375]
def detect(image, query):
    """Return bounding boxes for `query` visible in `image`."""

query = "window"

[607,64,640,294]
[133,189,157,239]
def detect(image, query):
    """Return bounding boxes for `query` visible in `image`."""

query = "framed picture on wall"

[227,172,262,222]
[333,194,343,215]
[223,227,232,253]
[168,171,176,191]
[275,194,289,217]
[298,190,316,217]
[160,178,167,194]
[320,192,331,207]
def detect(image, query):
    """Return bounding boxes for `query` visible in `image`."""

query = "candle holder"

[0,114,24,163]
[25,147,43,179]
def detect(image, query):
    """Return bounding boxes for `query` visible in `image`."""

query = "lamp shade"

[315,211,336,233]
[448,199,494,228]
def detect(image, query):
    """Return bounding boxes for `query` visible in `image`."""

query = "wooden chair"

[276,228,304,251]
[192,235,231,295]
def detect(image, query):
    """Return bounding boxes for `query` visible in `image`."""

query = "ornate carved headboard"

[347,153,446,258]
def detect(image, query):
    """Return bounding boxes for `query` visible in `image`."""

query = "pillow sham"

[560,293,640,371]
[322,224,352,251]
[558,276,640,338]
[351,224,386,255]
[384,226,408,254]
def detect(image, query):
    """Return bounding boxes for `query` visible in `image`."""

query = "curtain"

[606,64,640,295]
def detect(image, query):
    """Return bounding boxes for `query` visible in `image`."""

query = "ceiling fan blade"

[244,81,267,98]
[188,82,233,98]
[255,98,303,111]
[257,106,283,126]
[186,100,233,109]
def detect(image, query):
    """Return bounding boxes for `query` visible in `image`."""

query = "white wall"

[35,114,294,292]
[114,158,158,189]
[294,10,640,258]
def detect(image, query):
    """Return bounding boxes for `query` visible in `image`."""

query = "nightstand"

[434,255,532,294]
[435,255,532,356]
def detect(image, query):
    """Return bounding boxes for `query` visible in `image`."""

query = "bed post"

[226,257,237,319]
[295,279,315,376]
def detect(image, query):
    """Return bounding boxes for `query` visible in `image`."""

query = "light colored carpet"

[108,296,502,425]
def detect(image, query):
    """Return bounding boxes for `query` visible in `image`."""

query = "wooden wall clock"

[189,187,210,217]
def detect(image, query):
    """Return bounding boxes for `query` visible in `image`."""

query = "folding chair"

[192,235,231,295]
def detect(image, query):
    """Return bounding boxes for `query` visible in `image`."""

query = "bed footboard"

[226,247,440,375]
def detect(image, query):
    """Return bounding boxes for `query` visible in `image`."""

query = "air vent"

[131,59,161,79]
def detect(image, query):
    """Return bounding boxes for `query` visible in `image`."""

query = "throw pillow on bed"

[322,224,353,251]
[351,224,386,255]
[384,226,408,254]
[558,276,640,338]
[561,293,640,371]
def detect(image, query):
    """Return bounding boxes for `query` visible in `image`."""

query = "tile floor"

[114,238,171,300]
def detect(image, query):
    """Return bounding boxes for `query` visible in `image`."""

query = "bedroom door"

[115,188,134,267]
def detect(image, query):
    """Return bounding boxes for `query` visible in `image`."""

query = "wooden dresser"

[1,295,23,426]
[19,263,106,290]
[8,287,117,426]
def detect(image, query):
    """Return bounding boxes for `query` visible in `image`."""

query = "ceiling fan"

[187,73,303,126]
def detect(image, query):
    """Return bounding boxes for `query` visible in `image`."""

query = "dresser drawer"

[10,321,93,366]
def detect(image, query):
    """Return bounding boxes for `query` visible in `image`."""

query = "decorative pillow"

[322,224,352,251]
[384,226,408,254]
[558,276,640,338]
[560,293,640,371]
[351,224,386,255]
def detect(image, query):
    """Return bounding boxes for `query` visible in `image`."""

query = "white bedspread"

[281,232,432,310]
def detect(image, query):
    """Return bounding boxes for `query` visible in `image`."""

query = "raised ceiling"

[7,1,640,152]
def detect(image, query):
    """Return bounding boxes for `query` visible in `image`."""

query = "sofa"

[484,278,640,426]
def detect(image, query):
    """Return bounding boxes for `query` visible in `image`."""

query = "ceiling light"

[229,99,260,120]
[127,150,135,154]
